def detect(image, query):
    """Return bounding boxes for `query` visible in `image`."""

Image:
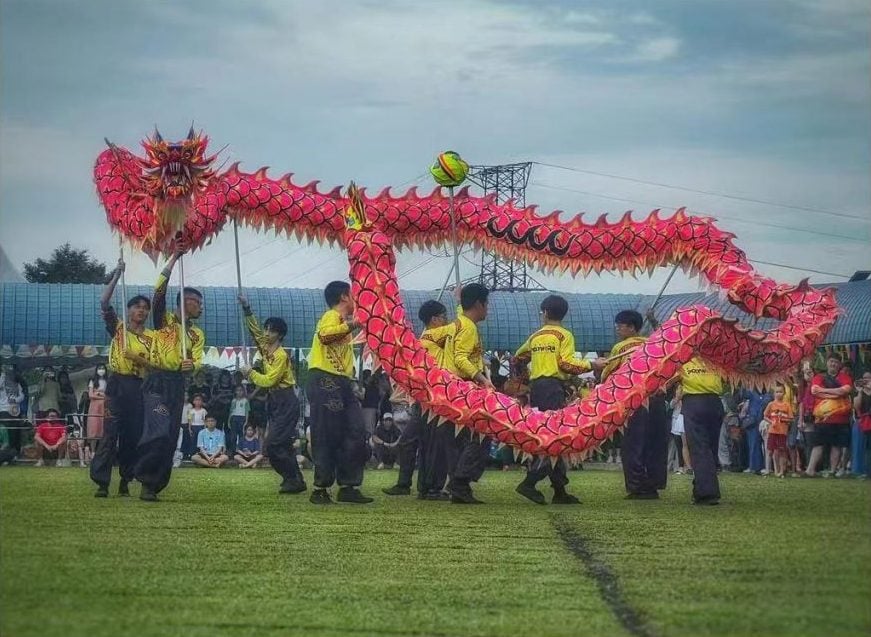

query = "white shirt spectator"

[0,373,24,414]
[189,407,207,428]
[230,398,249,418]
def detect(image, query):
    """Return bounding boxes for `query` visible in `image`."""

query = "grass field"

[1,467,869,637]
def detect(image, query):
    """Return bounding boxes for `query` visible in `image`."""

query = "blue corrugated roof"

[1,280,868,353]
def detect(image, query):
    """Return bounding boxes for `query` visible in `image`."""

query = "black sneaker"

[551,491,581,505]
[337,487,374,504]
[418,491,449,501]
[382,485,412,496]
[118,481,130,497]
[515,483,546,505]
[309,489,333,505]
[625,491,659,500]
[279,481,307,494]
[139,487,158,502]
[693,495,720,506]
[418,491,449,500]
[94,485,109,498]
[450,490,484,505]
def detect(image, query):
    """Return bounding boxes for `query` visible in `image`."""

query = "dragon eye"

[183,150,192,159]
[157,151,167,160]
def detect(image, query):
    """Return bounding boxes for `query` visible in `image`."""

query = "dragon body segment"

[94,132,840,456]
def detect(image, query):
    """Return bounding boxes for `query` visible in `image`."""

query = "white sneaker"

[760,469,770,475]
[742,468,752,473]
[34,460,44,467]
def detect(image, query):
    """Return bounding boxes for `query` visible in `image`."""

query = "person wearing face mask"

[90,258,154,498]
[135,244,205,502]
[87,365,108,442]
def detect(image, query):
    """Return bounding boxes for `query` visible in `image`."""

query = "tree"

[23,243,109,284]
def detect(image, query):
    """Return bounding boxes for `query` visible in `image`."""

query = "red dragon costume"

[94,129,840,461]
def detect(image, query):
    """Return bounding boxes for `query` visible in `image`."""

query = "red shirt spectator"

[35,420,66,446]
[811,366,852,426]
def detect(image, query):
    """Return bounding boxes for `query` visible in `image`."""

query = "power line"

[186,235,284,279]
[283,252,346,286]
[747,259,850,279]
[533,161,870,223]
[398,247,475,279]
[530,181,867,244]
[245,244,310,281]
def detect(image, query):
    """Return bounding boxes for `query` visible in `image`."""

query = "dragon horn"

[153,127,163,142]
[187,124,196,140]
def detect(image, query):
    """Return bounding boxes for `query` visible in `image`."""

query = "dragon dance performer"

[90,258,153,498]
[306,281,373,505]
[513,295,605,505]
[602,310,669,500]
[237,294,306,495]
[136,247,205,502]
[383,299,457,500]
[679,356,725,505]
[444,283,494,505]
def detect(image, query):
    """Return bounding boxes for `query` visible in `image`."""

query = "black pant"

[395,404,445,494]
[227,416,246,455]
[265,387,304,486]
[306,370,367,489]
[422,419,452,494]
[682,394,725,501]
[448,429,490,495]
[621,395,668,494]
[0,412,24,454]
[374,443,398,466]
[396,406,423,488]
[90,374,143,488]
[862,430,871,477]
[522,378,569,490]
[135,371,185,494]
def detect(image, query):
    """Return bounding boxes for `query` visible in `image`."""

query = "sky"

[1,0,869,296]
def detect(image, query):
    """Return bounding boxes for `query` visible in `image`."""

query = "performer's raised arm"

[100,258,125,336]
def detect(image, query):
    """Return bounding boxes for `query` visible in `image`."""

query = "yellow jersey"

[514,325,591,381]
[601,336,647,382]
[420,322,457,368]
[244,313,296,388]
[309,309,354,378]
[103,305,153,378]
[149,273,205,372]
[680,357,723,395]
[447,314,484,380]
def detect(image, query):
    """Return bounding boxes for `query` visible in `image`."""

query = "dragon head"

[140,126,215,201]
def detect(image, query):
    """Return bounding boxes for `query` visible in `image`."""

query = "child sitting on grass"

[234,424,263,468]
[192,416,228,468]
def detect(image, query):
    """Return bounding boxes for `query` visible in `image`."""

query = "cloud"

[622,36,681,62]
[0,0,868,296]
[0,121,97,187]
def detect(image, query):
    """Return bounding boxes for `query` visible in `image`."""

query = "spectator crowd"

[2,349,870,480]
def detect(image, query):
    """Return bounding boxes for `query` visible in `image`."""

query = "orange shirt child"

[764,400,794,436]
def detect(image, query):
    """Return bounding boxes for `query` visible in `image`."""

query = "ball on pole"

[430,151,469,188]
